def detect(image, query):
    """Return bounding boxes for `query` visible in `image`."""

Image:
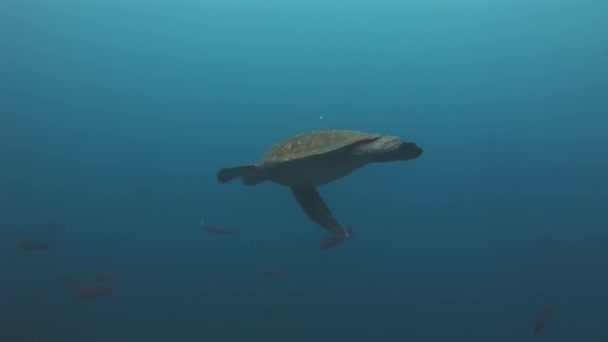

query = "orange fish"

[200,220,237,236]
[72,283,117,301]
[534,305,557,334]
[18,240,50,251]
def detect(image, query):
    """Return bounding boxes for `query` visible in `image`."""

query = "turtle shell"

[259,129,383,164]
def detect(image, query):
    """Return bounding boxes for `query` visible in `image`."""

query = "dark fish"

[319,226,354,250]
[200,220,237,236]
[72,283,117,301]
[260,268,287,277]
[534,305,557,334]
[18,240,50,251]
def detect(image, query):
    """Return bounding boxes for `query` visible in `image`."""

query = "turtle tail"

[216,165,266,185]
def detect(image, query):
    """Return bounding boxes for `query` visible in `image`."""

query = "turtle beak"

[399,142,423,160]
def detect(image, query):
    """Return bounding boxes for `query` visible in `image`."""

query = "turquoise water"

[2,0,607,340]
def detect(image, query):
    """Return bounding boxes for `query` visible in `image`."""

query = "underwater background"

[1,0,607,340]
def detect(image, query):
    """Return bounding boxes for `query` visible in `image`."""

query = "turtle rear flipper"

[217,165,265,185]
[290,186,349,236]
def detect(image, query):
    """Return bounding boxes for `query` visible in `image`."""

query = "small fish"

[534,305,557,334]
[18,240,50,251]
[260,268,287,277]
[200,220,237,236]
[72,283,117,301]
[319,225,354,250]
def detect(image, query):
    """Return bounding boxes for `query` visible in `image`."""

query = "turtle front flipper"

[217,165,266,185]
[290,186,349,236]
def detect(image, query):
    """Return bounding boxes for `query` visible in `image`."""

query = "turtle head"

[370,137,423,162]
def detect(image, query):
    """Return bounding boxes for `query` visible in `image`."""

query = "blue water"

[2,0,607,340]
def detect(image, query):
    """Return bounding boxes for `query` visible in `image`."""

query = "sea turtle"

[216,129,423,236]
